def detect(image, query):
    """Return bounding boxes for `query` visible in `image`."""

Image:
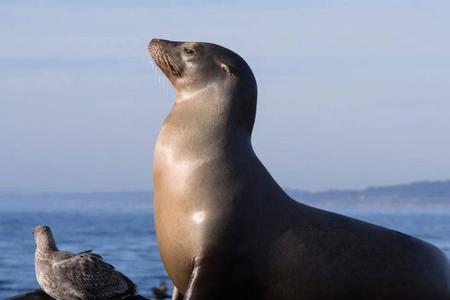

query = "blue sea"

[0,208,449,299]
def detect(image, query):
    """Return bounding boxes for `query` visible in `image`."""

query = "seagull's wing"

[77,249,103,259]
[52,251,137,299]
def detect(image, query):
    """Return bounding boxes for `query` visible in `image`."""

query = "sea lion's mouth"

[149,39,182,78]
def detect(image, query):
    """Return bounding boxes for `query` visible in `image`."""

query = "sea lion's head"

[33,225,58,252]
[149,38,257,134]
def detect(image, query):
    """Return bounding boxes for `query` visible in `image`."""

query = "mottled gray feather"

[34,226,137,300]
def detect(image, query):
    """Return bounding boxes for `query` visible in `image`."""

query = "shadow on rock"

[6,289,150,300]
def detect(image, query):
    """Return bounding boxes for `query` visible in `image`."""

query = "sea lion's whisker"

[165,54,181,77]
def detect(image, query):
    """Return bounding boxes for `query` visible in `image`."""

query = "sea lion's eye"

[184,48,195,56]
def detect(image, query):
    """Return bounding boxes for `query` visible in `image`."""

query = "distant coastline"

[287,180,450,212]
[1,180,450,213]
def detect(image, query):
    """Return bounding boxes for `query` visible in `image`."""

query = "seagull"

[33,225,137,300]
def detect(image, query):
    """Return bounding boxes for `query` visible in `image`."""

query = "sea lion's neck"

[155,91,288,204]
[158,106,252,168]
[166,87,250,152]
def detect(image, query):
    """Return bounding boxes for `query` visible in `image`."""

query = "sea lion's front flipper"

[183,258,225,300]
[183,262,205,300]
[172,286,183,300]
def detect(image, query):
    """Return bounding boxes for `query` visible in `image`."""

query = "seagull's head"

[33,225,58,252]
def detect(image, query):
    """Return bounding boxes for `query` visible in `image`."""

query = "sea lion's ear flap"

[220,63,234,77]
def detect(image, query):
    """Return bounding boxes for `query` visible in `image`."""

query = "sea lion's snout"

[148,38,161,59]
[148,38,161,51]
[149,38,183,80]
[149,38,166,46]
[148,38,175,57]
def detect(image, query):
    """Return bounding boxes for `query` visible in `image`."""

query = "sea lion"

[149,38,450,300]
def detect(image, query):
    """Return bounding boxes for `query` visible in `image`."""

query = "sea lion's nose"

[149,38,170,47]
[149,38,160,50]
[149,38,178,49]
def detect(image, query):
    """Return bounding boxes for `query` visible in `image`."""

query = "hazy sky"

[1,0,449,192]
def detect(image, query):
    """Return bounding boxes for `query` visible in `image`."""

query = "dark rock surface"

[6,289,150,300]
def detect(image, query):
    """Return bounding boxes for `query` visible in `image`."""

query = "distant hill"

[287,180,450,211]
[288,180,450,199]
[1,180,450,212]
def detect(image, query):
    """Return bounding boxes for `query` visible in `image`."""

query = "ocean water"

[0,210,449,299]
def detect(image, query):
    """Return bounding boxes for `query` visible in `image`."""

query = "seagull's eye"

[184,48,195,56]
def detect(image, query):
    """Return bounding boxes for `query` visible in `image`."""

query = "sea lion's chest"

[152,118,251,293]
[152,129,222,292]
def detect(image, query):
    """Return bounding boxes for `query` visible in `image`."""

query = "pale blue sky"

[1,0,449,192]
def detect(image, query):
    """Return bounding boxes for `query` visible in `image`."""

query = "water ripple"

[1,211,449,299]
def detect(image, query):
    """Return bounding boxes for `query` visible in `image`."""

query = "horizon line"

[1,178,449,195]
